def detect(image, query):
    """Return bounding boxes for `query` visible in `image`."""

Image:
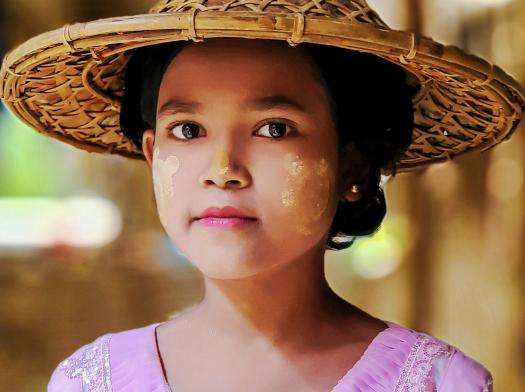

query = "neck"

[192,241,351,349]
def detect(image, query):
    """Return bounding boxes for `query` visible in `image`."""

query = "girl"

[1,1,522,391]
[53,37,494,391]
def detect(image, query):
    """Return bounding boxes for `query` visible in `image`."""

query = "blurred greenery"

[0,107,75,197]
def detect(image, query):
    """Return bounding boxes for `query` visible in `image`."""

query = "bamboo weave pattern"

[0,0,523,172]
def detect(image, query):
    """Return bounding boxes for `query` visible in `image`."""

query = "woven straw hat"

[1,0,523,174]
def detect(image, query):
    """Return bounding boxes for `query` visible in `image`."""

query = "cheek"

[152,146,181,225]
[281,153,335,236]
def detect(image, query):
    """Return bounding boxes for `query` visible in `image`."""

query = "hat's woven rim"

[1,10,524,174]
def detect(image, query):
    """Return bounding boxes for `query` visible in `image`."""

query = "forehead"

[157,38,329,106]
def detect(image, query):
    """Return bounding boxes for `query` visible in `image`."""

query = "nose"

[199,146,251,189]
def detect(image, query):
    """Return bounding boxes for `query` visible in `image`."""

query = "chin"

[199,263,269,280]
[190,249,278,280]
[201,269,262,280]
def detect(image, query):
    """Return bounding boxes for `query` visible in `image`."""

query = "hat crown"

[149,0,389,28]
[2,0,522,171]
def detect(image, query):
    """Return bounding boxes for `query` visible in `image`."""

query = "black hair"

[299,43,417,250]
[120,41,191,144]
[120,40,418,251]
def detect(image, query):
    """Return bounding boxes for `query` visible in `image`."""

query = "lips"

[195,206,257,221]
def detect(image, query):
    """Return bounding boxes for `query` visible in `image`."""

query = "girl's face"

[142,38,359,279]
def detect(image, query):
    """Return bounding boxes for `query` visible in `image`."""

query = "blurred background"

[0,0,524,390]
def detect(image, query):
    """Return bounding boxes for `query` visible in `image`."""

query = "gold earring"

[341,184,360,203]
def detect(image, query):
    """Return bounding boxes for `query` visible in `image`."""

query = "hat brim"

[1,11,523,174]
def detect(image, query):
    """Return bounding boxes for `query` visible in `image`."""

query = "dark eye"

[256,121,295,139]
[169,122,203,140]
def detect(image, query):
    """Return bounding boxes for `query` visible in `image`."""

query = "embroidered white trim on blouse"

[393,332,454,391]
[58,333,113,391]
[483,375,494,392]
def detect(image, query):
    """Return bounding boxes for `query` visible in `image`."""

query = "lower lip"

[196,217,258,228]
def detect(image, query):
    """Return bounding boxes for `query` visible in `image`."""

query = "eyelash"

[165,119,298,141]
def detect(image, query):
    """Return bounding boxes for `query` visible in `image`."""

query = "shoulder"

[47,323,159,392]
[388,322,493,391]
[438,346,494,391]
[47,333,113,392]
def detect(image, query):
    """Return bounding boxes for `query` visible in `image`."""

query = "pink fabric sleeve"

[438,349,494,391]
[46,333,113,392]
[47,364,82,392]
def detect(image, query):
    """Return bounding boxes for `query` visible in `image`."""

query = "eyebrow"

[157,94,308,116]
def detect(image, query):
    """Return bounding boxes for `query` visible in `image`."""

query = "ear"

[338,143,369,203]
[142,129,155,167]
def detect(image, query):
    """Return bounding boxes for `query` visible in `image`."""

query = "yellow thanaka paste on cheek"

[281,153,334,236]
[152,146,181,223]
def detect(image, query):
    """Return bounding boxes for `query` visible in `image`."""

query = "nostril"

[203,179,241,187]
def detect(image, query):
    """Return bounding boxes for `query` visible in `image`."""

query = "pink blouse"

[47,319,493,391]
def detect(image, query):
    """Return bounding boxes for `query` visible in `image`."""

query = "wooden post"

[403,0,435,332]
[407,0,423,34]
